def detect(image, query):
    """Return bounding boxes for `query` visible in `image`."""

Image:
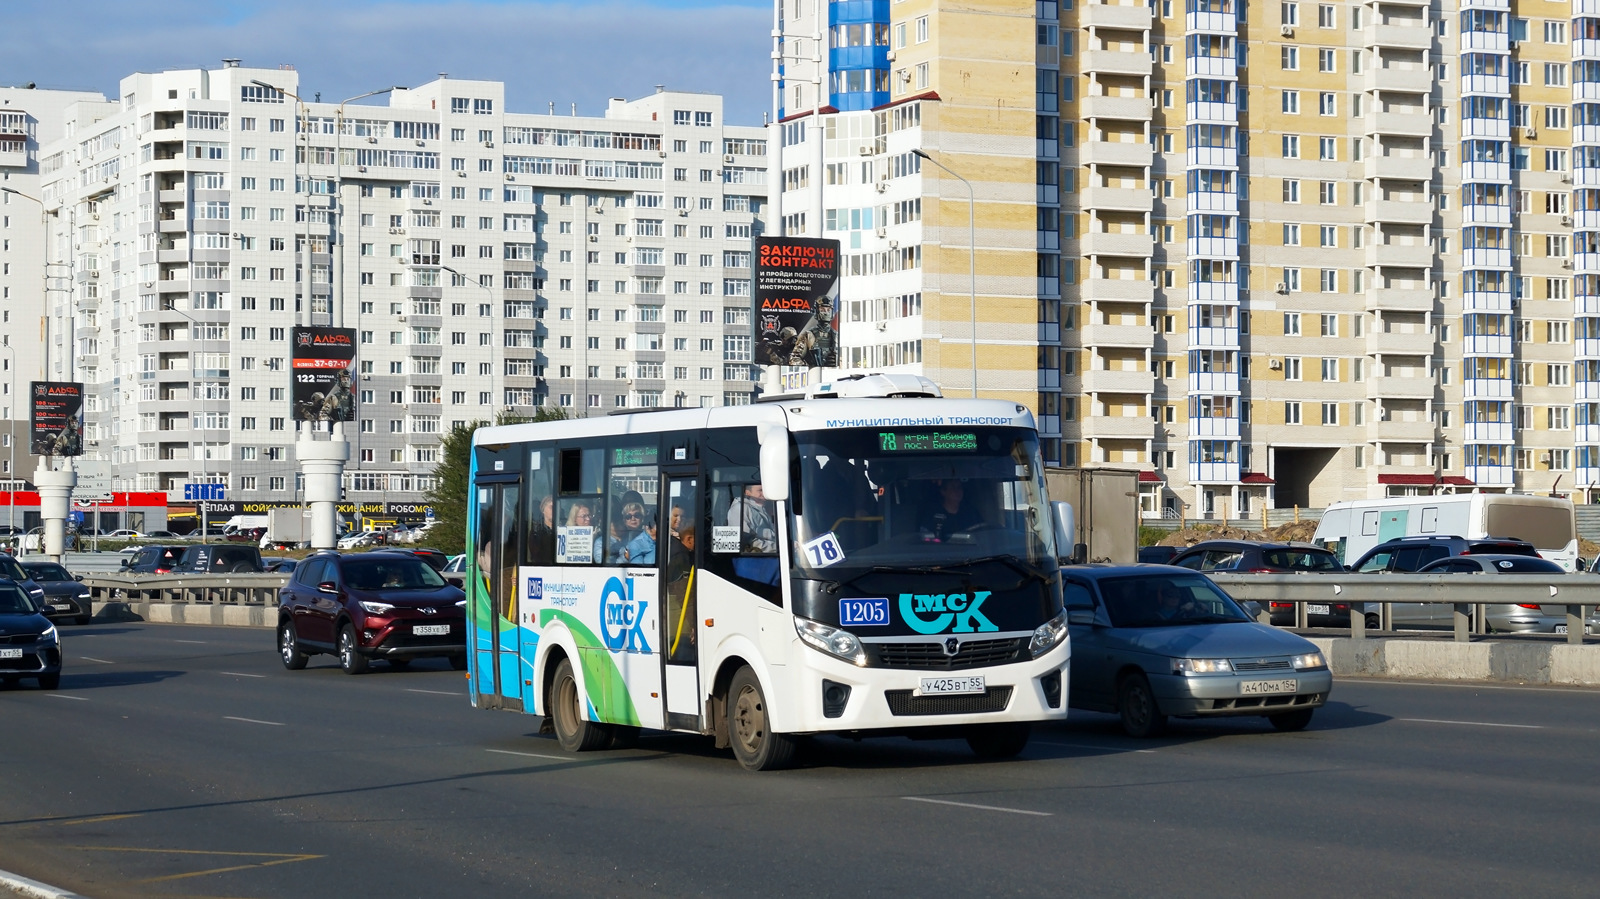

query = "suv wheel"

[338,624,369,675]
[278,620,308,670]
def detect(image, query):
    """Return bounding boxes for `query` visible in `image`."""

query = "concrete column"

[34,465,75,562]
[298,436,349,550]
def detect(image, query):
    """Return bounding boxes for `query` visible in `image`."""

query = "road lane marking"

[223,716,284,727]
[1400,718,1543,730]
[486,748,570,762]
[903,796,1052,817]
[58,814,141,826]
[406,688,461,696]
[60,847,323,884]
[1035,740,1157,754]
[218,671,266,678]
[79,657,113,664]
[173,640,207,644]
[46,694,88,702]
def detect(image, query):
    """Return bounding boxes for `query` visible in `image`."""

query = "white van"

[1313,494,1579,571]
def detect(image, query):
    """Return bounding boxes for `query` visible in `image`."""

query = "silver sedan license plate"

[1240,679,1297,695]
[0,648,22,659]
[918,675,985,696]
[412,624,450,636]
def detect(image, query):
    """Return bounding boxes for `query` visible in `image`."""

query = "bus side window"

[701,428,781,604]
[555,446,607,565]
[524,448,556,566]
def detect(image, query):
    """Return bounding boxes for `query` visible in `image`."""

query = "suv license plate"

[917,676,985,696]
[1240,679,1297,695]
[0,648,22,659]
[413,624,450,636]
[1306,604,1331,615]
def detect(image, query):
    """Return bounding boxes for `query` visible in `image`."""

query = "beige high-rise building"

[777,0,1600,516]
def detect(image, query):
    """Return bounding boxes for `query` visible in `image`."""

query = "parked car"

[1349,535,1539,574]
[19,562,92,626]
[145,530,183,539]
[263,558,300,574]
[1137,545,1179,565]
[1063,565,1332,736]
[0,583,61,690]
[120,545,188,574]
[224,526,268,544]
[405,548,449,571]
[1169,539,1350,626]
[441,553,466,587]
[174,544,265,574]
[276,550,467,674]
[337,530,381,550]
[106,529,143,539]
[1402,554,1600,634]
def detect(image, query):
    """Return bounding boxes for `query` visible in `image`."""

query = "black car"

[405,548,450,571]
[120,544,189,574]
[0,583,62,690]
[1137,545,1179,565]
[1169,540,1349,626]
[19,562,92,626]
[174,544,265,574]
[1349,535,1539,573]
[276,551,467,674]
[263,558,300,574]
[0,554,48,613]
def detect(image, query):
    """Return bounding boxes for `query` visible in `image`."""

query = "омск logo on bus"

[898,592,999,635]
[600,576,651,654]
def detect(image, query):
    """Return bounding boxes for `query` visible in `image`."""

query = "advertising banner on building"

[290,327,357,422]
[29,381,84,457]
[753,237,840,367]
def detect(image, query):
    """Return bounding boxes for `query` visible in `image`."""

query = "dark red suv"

[276,551,467,674]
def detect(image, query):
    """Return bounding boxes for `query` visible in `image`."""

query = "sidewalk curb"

[0,869,90,899]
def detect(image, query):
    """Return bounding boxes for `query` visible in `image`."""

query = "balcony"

[1462,247,1513,270]
[1462,334,1513,356]
[1082,232,1153,257]
[1190,461,1241,485]
[1464,465,1515,488]
[1185,100,1238,125]
[1462,203,1512,227]
[1187,281,1239,305]
[1367,155,1436,181]
[1368,243,1434,267]
[1186,146,1238,169]
[1188,371,1239,394]
[1368,330,1436,356]
[1372,111,1433,137]
[1462,289,1514,313]
[1461,377,1514,400]
[1085,416,1155,439]
[1081,95,1153,122]
[1079,186,1152,213]
[1461,160,1511,183]
[1368,376,1435,400]
[1187,190,1238,215]
[1368,24,1434,50]
[1081,141,1153,167]
[1460,117,1511,140]
[1081,368,1154,394]
[1082,2,1153,29]
[1185,10,1237,32]
[1188,326,1239,349]
[1465,421,1515,443]
[1459,30,1511,54]
[1368,199,1433,225]
[1185,55,1236,80]
[1370,419,1436,443]
[1369,67,1435,94]
[1187,236,1239,259]
[1079,322,1153,347]
[1082,50,1150,78]
[1189,416,1240,439]
[1080,278,1154,302]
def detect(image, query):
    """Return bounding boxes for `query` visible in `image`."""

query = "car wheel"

[727,665,797,771]
[1365,613,1381,630]
[1117,673,1166,738]
[37,673,60,691]
[550,658,610,752]
[337,624,369,675]
[965,723,1032,759]
[449,654,468,671]
[278,621,308,670]
[1269,708,1315,732]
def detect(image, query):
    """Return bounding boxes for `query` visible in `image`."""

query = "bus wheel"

[550,658,610,753]
[727,666,796,771]
[966,723,1031,759]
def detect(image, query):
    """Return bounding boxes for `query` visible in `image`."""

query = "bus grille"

[869,638,1025,671]
[884,686,1013,716]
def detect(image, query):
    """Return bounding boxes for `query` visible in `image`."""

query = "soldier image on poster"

[290,327,358,423]
[753,237,840,368]
[29,381,85,457]
[788,295,839,368]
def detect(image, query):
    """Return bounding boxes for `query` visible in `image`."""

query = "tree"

[425,406,566,557]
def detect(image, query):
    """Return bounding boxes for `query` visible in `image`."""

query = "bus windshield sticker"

[839,597,890,627]
[801,531,846,568]
[557,526,594,564]
[878,431,978,453]
[711,526,741,554]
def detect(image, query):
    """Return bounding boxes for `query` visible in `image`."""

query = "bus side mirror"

[1051,501,1076,562]
[757,423,790,502]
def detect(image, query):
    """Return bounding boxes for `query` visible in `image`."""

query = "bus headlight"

[794,619,867,667]
[1029,610,1069,658]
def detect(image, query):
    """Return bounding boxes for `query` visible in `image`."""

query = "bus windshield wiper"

[817,565,950,594]
[943,554,1052,583]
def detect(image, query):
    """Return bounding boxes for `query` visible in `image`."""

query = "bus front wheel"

[727,666,797,771]
[550,658,610,753]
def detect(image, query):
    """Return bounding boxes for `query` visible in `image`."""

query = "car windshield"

[23,564,71,581]
[341,557,447,590]
[0,586,38,614]
[1097,573,1251,628]
[790,426,1057,571]
[0,557,28,581]
[1262,549,1342,571]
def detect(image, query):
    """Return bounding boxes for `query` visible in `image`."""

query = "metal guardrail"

[83,573,289,607]
[1209,573,1599,645]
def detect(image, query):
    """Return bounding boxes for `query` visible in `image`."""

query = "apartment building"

[777,0,1600,516]
[25,64,766,505]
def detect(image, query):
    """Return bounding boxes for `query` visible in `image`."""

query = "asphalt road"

[2,623,1599,898]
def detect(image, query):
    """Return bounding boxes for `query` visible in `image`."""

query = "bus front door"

[475,481,524,711]
[661,472,702,731]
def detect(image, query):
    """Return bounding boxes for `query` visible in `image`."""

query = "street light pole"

[1,340,14,538]
[911,150,977,398]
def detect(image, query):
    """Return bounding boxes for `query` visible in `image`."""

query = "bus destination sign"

[878,431,979,453]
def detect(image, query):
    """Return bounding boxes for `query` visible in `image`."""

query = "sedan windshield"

[1097,573,1250,628]
[0,586,38,614]
[23,564,72,582]
[791,427,1056,571]
[341,558,447,590]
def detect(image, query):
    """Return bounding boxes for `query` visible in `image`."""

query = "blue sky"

[3,0,775,123]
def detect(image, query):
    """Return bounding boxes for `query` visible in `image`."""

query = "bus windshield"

[791,427,1057,573]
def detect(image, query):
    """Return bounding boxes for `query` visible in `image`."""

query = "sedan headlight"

[1291,652,1327,671]
[359,600,396,615]
[1174,657,1234,675]
[794,618,867,666]
[1029,610,1069,658]
[38,623,58,645]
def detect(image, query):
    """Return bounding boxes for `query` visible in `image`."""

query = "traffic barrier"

[83,573,287,626]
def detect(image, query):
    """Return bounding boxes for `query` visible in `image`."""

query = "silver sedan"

[1064,566,1333,737]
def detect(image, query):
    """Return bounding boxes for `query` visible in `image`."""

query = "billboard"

[29,381,84,457]
[753,237,840,367]
[290,327,357,422]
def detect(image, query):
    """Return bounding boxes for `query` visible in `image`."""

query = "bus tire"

[965,723,1031,759]
[550,658,610,753]
[727,666,796,771]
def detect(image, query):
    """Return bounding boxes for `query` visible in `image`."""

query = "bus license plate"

[413,624,450,636]
[1240,679,1297,695]
[0,648,22,659]
[918,676,985,696]
[1306,604,1330,615]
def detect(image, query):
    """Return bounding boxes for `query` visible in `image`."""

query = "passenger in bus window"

[528,494,555,565]
[564,500,592,527]
[666,523,696,660]
[728,484,777,553]
[623,512,657,565]
[609,491,649,563]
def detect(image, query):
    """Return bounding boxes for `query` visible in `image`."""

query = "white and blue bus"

[465,374,1072,769]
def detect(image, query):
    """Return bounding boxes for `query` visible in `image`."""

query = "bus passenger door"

[491,483,523,709]
[661,472,702,730]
